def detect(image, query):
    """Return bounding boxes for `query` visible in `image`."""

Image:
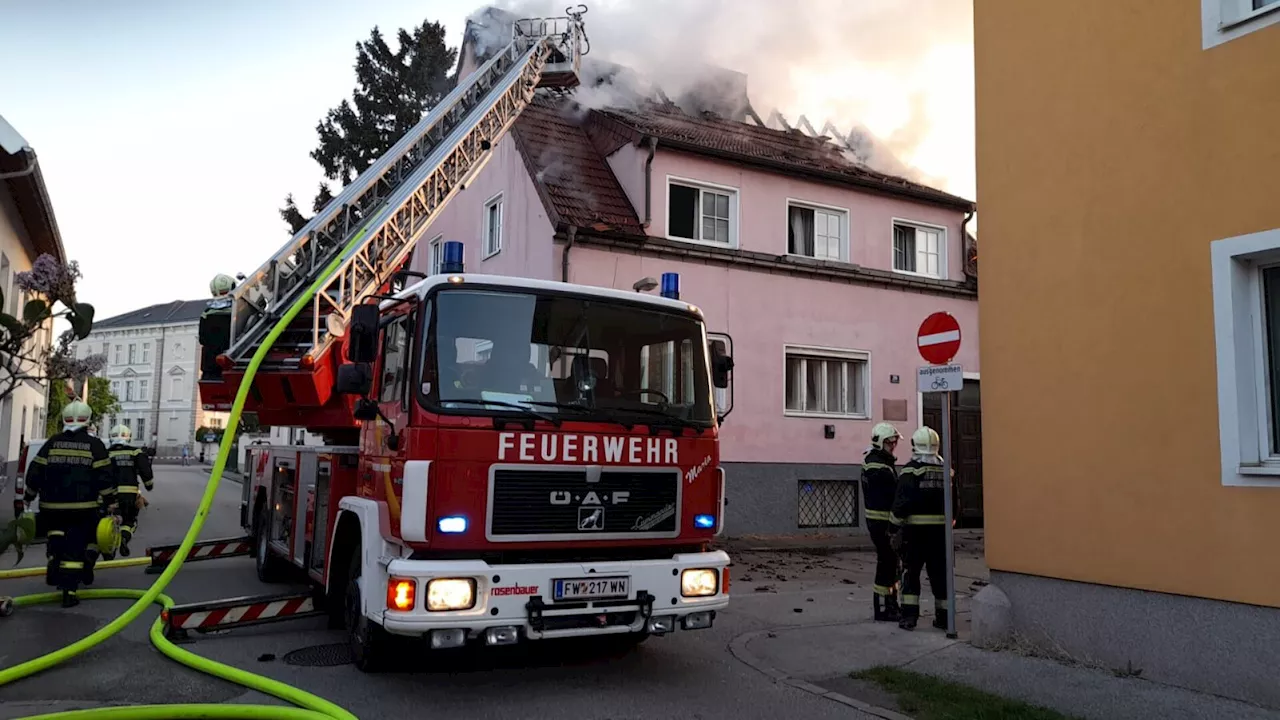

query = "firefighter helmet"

[108,424,132,445]
[210,274,236,297]
[95,517,121,556]
[911,426,941,456]
[62,400,92,432]
[870,422,902,450]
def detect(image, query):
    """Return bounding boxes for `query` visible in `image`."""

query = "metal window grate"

[797,480,858,528]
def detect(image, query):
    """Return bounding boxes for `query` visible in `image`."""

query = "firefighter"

[22,401,117,607]
[107,424,153,557]
[861,422,902,622]
[199,273,236,381]
[890,426,948,631]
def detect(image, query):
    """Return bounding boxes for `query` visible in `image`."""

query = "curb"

[728,623,914,720]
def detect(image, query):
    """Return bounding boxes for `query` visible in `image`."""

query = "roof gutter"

[641,136,658,229]
[0,150,36,180]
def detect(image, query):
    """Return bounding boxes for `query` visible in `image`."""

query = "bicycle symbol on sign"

[930,377,950,391]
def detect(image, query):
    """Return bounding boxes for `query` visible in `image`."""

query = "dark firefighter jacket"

[108,444,154,493]
[890,458,947,527]
[199,297,233,375]
[23,428,116,511]
[860,448,898,522]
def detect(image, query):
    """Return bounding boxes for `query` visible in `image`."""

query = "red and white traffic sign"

[917,312,961,365]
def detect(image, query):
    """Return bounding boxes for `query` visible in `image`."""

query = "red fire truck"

[200,8,736,670]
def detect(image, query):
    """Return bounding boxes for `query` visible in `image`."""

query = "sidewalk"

[728,539,1280,720]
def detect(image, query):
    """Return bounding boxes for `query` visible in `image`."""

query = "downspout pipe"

[641,136,658,230]
[960,209,975,279]
[561,225,578,283]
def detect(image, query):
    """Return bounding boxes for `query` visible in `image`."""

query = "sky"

[0,0,974,322]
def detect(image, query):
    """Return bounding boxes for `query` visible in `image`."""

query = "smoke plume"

[470,0,974,198]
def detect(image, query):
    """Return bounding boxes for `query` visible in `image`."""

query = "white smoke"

[469,0,974,198]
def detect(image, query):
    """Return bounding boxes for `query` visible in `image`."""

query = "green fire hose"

[0,229,371,720]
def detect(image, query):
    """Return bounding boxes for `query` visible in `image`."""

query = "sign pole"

[941,389,957,639]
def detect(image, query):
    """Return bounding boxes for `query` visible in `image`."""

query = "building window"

[787,202,847,261]
[137,418,146,442]
[1202,0,1280,48]
[121,418,132,433]
[142,342,150,363]
[114,345,122,364]
[111,380,120,397]
[784,346,869,418]
[483,194,503,258]
[429,235,444,274]
[139,380,149,402]
[128,344,136,364]
[797,480,858,528]
[1209,228,1280,487]
[893,221,945,279]
[667,178,737,247]
[125,381,134,402]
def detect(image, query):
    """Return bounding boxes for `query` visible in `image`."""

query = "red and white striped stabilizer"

[146,535,252,574]
[163,592,325,640]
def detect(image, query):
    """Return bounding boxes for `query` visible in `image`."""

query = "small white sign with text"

[917,363,963,394]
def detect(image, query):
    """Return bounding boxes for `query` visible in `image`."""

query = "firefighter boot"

[933,612,948,631]
[119,528,132,557]
[83,549,98,586]
[874,594,900,622]
[61,590,79,608]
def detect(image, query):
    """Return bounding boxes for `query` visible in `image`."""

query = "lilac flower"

[14,255,81,306]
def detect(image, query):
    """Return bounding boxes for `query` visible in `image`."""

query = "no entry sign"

[917,312,961,365]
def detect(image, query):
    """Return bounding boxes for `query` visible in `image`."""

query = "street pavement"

[0,465,925,720]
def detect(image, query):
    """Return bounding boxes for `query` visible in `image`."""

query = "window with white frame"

[667,179,736,246]
[483,195,503,258]
[428,235,444,275]
[1210,228,1280,486]
[139,379,149,402]
[783,346,869,418]
[137,418,146,442]
[893,221,945,279]
[128,343,136,364]
[142,342,150,363]
[788,202,847,261]
[125,380,134,402]
[114,344,122,364]
[1202,0,1280,49]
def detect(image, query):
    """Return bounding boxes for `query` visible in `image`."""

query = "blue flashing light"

[441,241,465,274]
[660,272,680,300]
[694,514,715,529]
[437,516,468,534]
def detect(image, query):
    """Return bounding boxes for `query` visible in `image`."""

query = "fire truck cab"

[241,267,736,670]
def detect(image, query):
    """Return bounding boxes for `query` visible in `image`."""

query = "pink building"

[412,44,979,537]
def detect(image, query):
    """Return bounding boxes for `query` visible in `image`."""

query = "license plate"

[552,576,630,602]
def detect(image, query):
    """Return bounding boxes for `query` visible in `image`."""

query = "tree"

[45,377,120,437]
[1,254,104,406]
[280,20,457,234]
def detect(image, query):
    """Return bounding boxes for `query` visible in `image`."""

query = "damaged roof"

[508,90,973,237]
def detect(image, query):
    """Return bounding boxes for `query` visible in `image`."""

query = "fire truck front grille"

[488,467,681,540]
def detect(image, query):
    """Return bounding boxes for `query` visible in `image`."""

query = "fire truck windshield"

[421,287,715,426]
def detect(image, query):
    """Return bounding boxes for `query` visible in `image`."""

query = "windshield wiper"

[616,405,707,434]
[439,398,561,426]
[520,400,636,430]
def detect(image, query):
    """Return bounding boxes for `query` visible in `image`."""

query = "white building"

[0,114,64,480]
[77,300,229,458]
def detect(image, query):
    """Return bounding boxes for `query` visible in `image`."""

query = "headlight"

[426,578,477,611]
[680,568,719,598]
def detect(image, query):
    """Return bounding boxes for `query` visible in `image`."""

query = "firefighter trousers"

[43,508,99,593]
[900,524,947,619]
[866,519,899,597]
[116,488,141,538]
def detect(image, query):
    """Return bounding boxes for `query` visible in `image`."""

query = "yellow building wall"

[975,1,1280,607]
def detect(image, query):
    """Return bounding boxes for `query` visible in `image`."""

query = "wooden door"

[922,379,983,528]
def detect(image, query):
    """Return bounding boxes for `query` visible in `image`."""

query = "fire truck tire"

[254,508,290,584]
[343,544,397,672]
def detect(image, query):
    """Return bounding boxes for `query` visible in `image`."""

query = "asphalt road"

[0,466,882,720]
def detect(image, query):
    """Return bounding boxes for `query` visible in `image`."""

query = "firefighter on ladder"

[890,426,949,631]
[107,424,154,557]
[22,401,117,607]
[861,422,903,622]
[199,273,236,381]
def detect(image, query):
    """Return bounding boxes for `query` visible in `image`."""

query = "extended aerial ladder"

[198,6,589,432]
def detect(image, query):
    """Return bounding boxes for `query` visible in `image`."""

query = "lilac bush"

[0,254,99,403]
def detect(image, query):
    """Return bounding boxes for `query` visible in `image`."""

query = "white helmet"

[109,424,132,445]
[911,426,941,462]
[62,400,92,432]
[210,274,236,297]
[869,422,901,451]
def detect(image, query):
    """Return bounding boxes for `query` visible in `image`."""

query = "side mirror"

[336,362,373,397]
[352,397,380,422]
[346,304,380,364]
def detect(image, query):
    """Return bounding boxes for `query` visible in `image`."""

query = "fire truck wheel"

[254,507,289,584]
[344,545,397,672]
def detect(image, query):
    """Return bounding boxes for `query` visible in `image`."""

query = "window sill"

[891,267,946,282]
[1221,1,1280,30]
[784,251,848,265]
[482,249,501,261]
[666,235,737,251]
[784,410,870,421]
